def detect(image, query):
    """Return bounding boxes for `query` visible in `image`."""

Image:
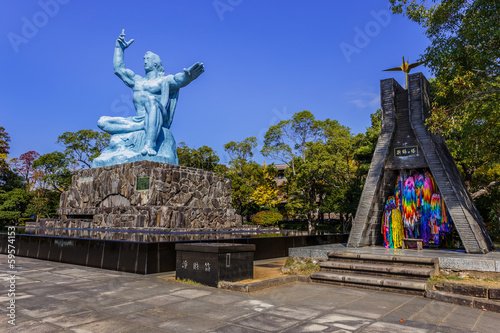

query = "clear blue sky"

[1,0,431,165]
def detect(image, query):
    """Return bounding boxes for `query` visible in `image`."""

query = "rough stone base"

[57,161,242,229]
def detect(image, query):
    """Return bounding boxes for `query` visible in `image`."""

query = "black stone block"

[87,240,105,268]
[26,236,40,258]
[147,243,159,274]
[117,242,139,273]
[0,234,7,253]
[101,241,121,271]
[159,242,176,273]
[60,238,89,266]
[176,243,255,287]
[48,238,69,262]
[16,236,30,256]
[37,236,52,260]
[136,243,148,274]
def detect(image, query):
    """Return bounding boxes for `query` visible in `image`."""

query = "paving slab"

[235,313,300,332]
[473,310,500,333]
[441,303,483,331]
[361,321,428,332]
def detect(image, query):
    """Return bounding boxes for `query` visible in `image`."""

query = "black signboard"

[395,146,418,157]
[136,177,150,191]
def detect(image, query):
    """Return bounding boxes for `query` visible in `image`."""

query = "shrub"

[251,210,283,227]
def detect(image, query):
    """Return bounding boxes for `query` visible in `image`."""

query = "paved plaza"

[2,254,500,332]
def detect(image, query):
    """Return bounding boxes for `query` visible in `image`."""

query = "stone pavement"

[1,254,500,332]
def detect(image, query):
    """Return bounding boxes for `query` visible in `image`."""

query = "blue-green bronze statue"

[92,30,204,167]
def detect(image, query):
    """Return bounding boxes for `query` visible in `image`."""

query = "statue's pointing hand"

[116,29,134,50]
[183,62,204,80]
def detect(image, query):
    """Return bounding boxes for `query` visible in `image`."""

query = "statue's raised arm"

[169,62,205,89]
[113,29,136,88]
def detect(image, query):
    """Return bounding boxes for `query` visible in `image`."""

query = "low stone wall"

[57,161,241,229]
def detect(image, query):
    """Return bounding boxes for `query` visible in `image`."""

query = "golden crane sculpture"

[383,57,423,89]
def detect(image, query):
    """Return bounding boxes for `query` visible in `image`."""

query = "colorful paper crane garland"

[382,171,453,248]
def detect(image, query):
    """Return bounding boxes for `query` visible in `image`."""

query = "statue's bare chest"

[135,78,162,94]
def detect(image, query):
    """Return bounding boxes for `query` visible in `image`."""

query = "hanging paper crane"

[383,56,423,89]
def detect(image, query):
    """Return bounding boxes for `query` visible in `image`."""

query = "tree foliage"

[262,110,319,175]
[251,210,283,227]
[57,129,110,168]
[16,151,40,190]
[0,126,10,173]
[33,152,72,193]
[0,188,32,224]
[261,110,381,232]
[221,137,262,219]
[250,164,281,208]
[177,142,220,172]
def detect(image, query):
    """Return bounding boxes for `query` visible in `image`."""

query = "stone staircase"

[310,252,438,295]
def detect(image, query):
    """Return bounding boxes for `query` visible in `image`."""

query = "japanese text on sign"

[395,146,418,157]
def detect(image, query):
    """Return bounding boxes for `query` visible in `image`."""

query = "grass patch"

[176,278,204,286]
[281,257,320,275]
[429,271,500,287]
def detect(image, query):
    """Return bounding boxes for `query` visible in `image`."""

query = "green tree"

[57,129,110,168]
[32,152,72,193]
[224,137,258,169]
[261,110,381,232]
[222,137,261,220]
[0,169,25,192]
[262,111,319,175]
[0,188,32,225]
[177,142,220,172]
[0,126,10,173]
[250,163,280,208]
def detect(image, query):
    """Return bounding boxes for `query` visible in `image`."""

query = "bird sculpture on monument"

[383,56,423,89]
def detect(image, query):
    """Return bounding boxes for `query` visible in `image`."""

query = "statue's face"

[144,54,155,72]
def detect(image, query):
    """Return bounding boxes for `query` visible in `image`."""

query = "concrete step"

[310,271,428,291]
[319,261,434,278]
[327,251,438,267]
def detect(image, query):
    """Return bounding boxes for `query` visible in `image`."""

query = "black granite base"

[0,232,348,274]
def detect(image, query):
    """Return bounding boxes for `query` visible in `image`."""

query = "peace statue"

[92,30,204,167]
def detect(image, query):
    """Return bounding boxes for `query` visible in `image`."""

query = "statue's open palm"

[184,62,204,80]
[116,29,134,50]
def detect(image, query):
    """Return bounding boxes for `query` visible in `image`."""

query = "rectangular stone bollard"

[175,243,255,287]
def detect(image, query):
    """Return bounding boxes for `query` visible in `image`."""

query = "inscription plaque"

[395,146,418,157]
[135,177,150,191]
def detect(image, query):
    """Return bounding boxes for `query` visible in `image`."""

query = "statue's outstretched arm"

[170,62,204,88]
[113,29,136,88]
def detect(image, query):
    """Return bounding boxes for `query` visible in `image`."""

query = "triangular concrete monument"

[347,73,494,254]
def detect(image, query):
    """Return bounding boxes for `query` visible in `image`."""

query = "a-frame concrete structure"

[348,73,494,254]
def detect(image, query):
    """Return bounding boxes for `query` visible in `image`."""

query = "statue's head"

[144,51,164,75]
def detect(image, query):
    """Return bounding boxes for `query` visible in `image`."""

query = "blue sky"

[0,0,431,165]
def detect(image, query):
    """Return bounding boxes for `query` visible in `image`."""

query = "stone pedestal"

[58,161,242,229]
